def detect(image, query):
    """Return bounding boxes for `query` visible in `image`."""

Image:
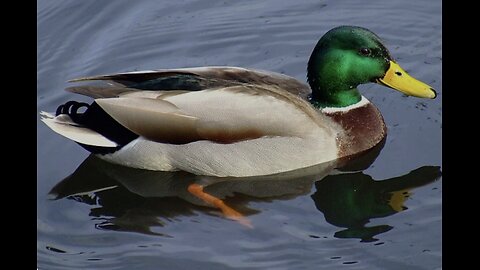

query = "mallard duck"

[41,26,436,178]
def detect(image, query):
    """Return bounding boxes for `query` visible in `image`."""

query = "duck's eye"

[359,48,371,56]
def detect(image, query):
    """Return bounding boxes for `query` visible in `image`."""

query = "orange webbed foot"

[188,183,253,228]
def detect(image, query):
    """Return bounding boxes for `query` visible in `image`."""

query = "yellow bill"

[377,61,436,99]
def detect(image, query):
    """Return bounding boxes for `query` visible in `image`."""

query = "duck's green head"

[307,26,436,108]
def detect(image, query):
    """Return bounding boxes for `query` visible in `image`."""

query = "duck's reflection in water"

[49,141,441,241]
[312,166,441,242]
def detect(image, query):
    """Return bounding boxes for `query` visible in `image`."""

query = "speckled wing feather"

[65,86,137,99]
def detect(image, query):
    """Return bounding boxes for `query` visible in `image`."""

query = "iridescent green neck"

[310,87,361,108]
[307,49,363,108]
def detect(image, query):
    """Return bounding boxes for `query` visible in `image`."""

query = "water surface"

[37,0,442,269]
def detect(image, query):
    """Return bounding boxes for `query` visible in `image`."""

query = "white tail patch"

[40,111,117,147]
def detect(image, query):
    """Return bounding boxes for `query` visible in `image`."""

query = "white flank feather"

[98,87,340,177]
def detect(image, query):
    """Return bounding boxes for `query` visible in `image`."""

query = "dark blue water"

[37,1,442,269]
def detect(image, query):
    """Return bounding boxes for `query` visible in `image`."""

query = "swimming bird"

[41,26,436,220]
[41,25,436,177]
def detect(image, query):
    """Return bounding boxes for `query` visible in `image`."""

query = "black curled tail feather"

[56,101,139,154]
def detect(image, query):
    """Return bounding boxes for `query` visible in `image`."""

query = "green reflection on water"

[312,166,441,242]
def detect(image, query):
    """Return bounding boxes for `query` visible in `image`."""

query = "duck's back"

[67,66,311,99]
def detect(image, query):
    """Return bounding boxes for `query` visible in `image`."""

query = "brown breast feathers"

[324,103,387,160]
